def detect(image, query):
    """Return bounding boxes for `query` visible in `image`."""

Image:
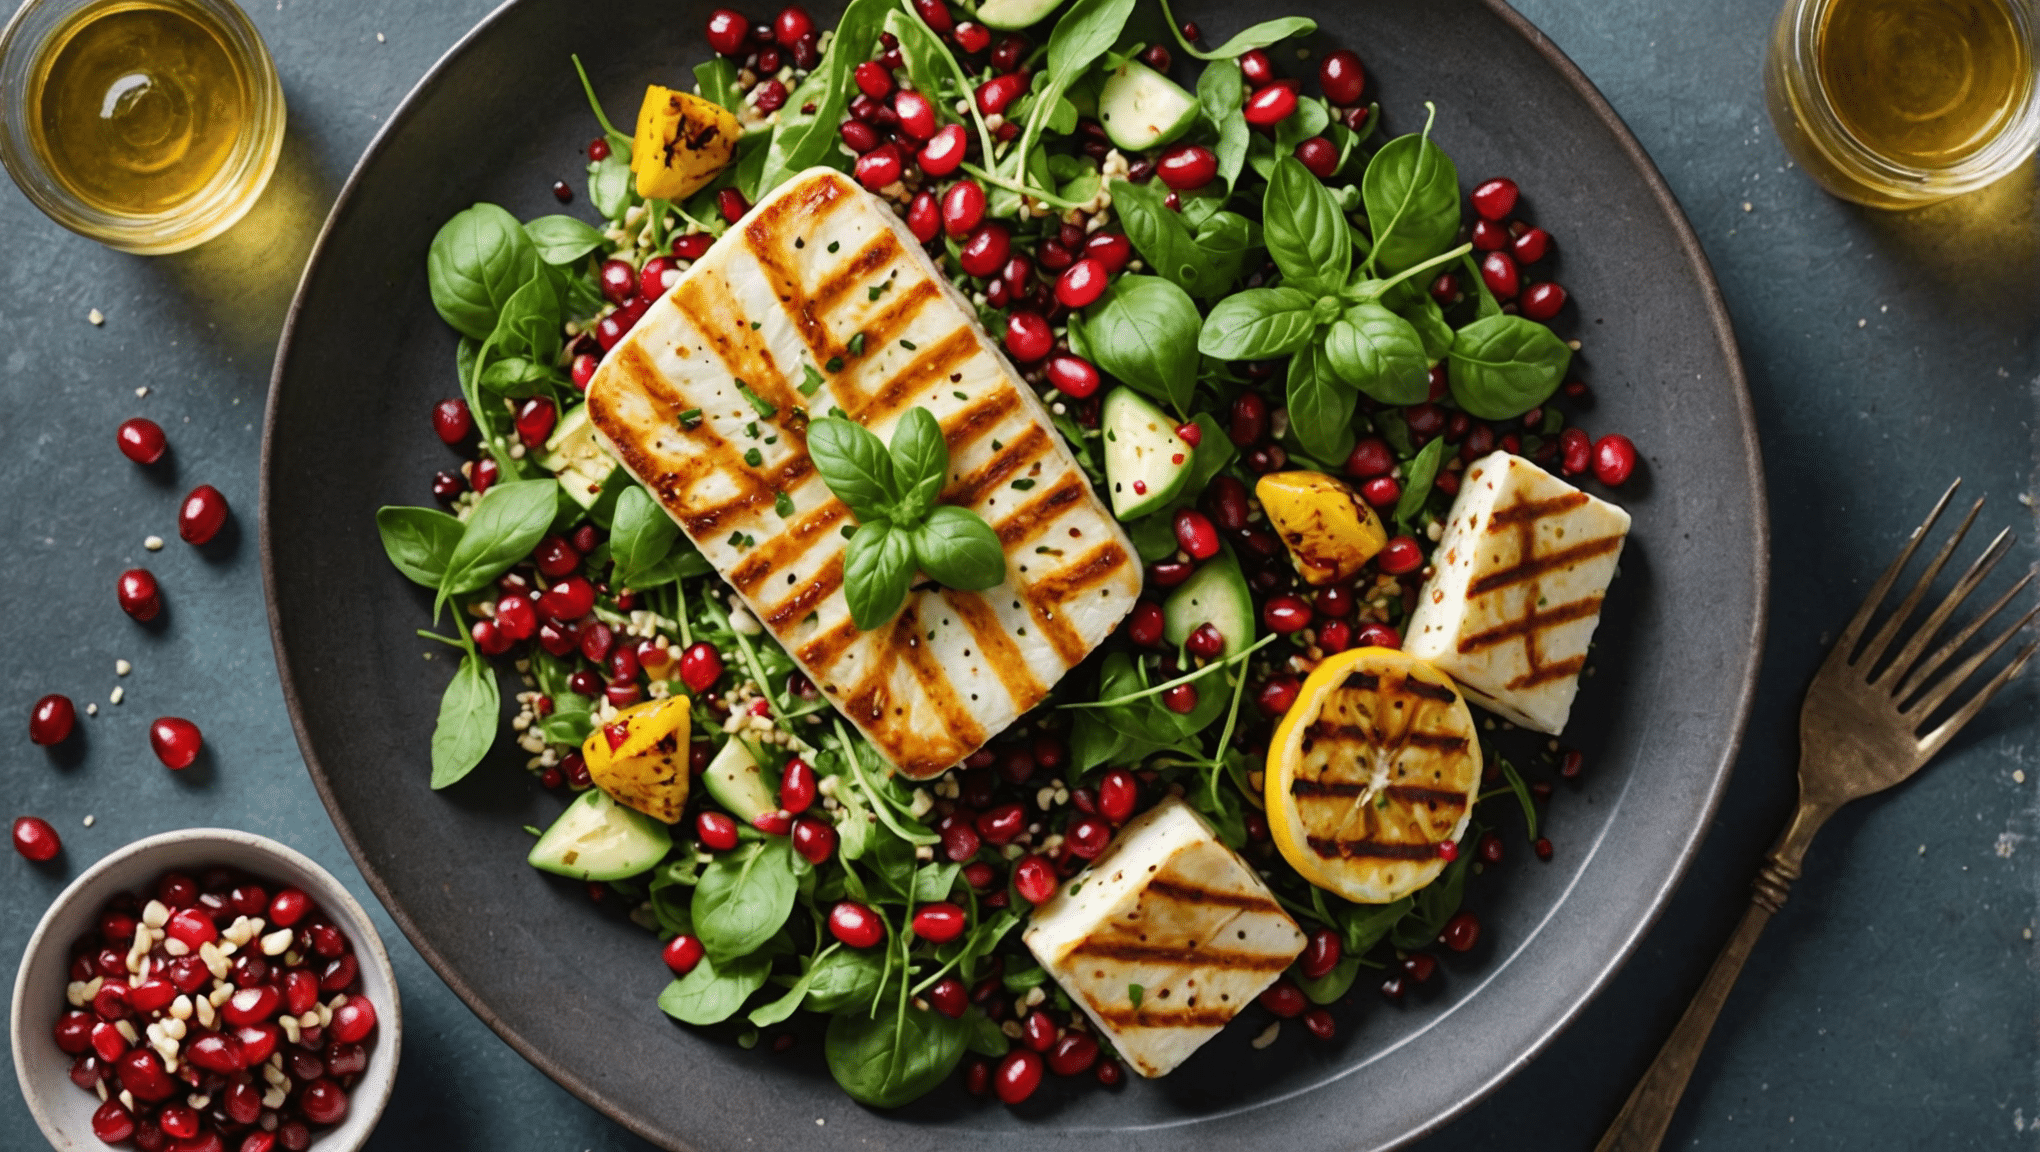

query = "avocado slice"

[975,0,1064,31]
[1162,552,1257,659]
[1098,61,1200,152]
[528,789,672,881]
[701,737,777,823]
[1101,387,1193,520]
[539,403,621,510]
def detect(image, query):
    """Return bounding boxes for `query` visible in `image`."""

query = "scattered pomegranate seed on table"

[117,569,162,622]
[30,693,76,745]
[148,716,202,769]
[13,816,61,861]
[116,417,167,464]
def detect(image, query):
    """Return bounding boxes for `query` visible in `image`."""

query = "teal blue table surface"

[5,0,2035,1147]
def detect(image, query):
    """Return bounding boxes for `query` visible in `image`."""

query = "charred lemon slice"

[581,695,692,824]
[1266,647,1480,903]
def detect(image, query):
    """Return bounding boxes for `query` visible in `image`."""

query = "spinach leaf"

[1323,302,1430,405]
[693,57,745,114]
[376,506,464,588]
[911,862,962,903]
[692,837,799,963]
[1128,513,1180,561]
[1394,436,1446,526]
[429,652,498,789]
[1196,60,1250,195]
[1083,275,1201,412]
[1362,131,1460,275]
[1182,412,1235,495]
[1109,179,1221,298]
[807,417,900,521]
[657,952,773,1025]
[1003,0,1136,194]
[476,357,552,397]
[538,704,593,748]
[910,505,1006,591]
[1391,853,1471,951]
[437,479,560,599]
[887,408,948,523]
[609,486,682,587]
[1342,895,1413,955]
[748,950,828,1026]
[1262,157,1351,295]
[758,0,892,195]
[426,203,548,341]
[963,1009,1009,1056]
[804,946,886,1013]
[522,215,607,265]
[1286,343,1358,465]
[587,151,635,222]
[1197,286,1318,360]
[1296,955,1361,1004]
[1193,210,1258,292]
[491,274,564,366]
[843,519,916,630]
[1447,314,1571,419]
[1273,96,1332,156]
[824,996,969,1108]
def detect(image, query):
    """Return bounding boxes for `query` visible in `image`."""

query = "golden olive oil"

[27,1,250,217]
[1815,0,2032,169]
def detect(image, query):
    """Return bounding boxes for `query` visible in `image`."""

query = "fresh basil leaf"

[1273,95,1332,155]
[1193,15,1315,59]
[1263,156,1351,295]
[1395,435,1446,526]
[748,956,821,1026]
[693,57,745,114]
[1083,275,1201,412]
[657,952,773,1025]
[1324,302,1430,405]
[887,408,948,524]
[1110,178,1223,297]
[426,203,548,341]
[476,356,552,397]
[693,838,799,963]
[1196,60,1250,195]
[609,486,682,587]
[1447,314,1572,419]
[1194,210,1258,291]
[1182,412,1235,496]
[807,417,900,521]
[437,479,560,602]
[758,0,892,195]
[824,997,969,1109]
[803,946,886,1013]
[1197,286,1318,360]
[1363,132,1461,275]
[1286,344,1358,465]
[522,215,607,265]
[1404,293,1455,362]
[376,506,464,588]
[429,653,498,789]
[587,151,635,223]
[538,705,593,747]
[492,275,564,366]
[844,519,916,630]
[910,505,1006,591]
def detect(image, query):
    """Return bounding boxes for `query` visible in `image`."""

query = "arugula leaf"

[1448,314,1571,419]
[757,0,892,195]
[1285,344,1358,465]
[693,57,745,114]
[910,505,1006,591]
[436,479,560,603]
[587,151,635,222]
[843,519,916,630]
[1263,156,1352,296]
[1395,436,1446,526]
[1362,127,1461,275]
[522,215,607,265]
[1323,302,1430,405]
[657,952,773,1025]
[886,408,947,524]
[692,837,799,963]
[1160,0,1315,60]
[1002,0,1136,200]
[1197,286,1319,359]
[824,994,969,1108]
[1083,275,1202,412]
[430,652,498,789]
[376,506,464,588]
[807,417,900,520]
[426,203,548,341]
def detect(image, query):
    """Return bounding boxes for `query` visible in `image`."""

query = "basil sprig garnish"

[808,410,1006,630]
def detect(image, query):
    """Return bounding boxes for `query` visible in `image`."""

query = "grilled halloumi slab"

[1023,798,1305,1078]
[1403,452,1631,734]
[585,168,1141,778]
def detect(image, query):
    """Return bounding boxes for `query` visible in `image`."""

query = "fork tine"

[1917,637,2039,760]
[1856,497,1982,675]
[1902,599,2039,723]
[1836,479,1961,659]
[1874,525,2014,689]
[1894,566,2036,702]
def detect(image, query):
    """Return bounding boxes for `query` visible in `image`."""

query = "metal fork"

[1596,479,2038,1152]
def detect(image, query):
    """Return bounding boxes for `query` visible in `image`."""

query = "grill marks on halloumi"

[586,168,1139,777]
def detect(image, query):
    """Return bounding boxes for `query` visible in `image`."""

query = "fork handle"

[1594,800,1834,1152]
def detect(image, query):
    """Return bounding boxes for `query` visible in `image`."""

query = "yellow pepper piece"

[580,695,692,824]
[630,86,742,201]
[1253,471,1388,586]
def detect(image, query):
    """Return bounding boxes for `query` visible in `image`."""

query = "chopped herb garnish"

[901,338,917,350]
[749,320,761,330]
[799,363,826,396]
[745,421,759,439]
[827,240,840,253]
[727,531,744,547]
[676,408,703,429]
[1128,983,1144,1008]
[826,356,844,372]
[775,492,796,517]
[953,390,967,400]
[847,332,867,356]
[1012,478,1036,490]
[743,447,763,467]
[737,382,777,419]
[765,435,778,445]
[868,281,892,301]
[991,439,1003,451]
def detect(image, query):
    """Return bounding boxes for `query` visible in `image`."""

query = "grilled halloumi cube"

[1403,452,1630,734]
[585,168,1141,778]
[1023,798,1306,1078]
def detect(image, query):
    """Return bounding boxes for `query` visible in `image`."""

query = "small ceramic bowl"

[10,829,401,1151]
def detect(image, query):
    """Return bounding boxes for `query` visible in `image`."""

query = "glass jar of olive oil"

[0,0,285,253]
[1765,0,2038,208]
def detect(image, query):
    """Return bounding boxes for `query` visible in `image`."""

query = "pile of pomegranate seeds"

[52,869,379,1151]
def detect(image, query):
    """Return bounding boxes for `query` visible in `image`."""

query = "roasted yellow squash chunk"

[1265,647,1480,903]
[580,695,692,823]
[1254,471,1387,586]
[630,86,741,201]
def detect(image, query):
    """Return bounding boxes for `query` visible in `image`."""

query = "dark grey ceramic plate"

[262,0,1766,1147]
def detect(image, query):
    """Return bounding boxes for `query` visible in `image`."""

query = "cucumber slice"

[528,789,672,881]
[1098,61,1200,152]
[1101,387,1193,520]
[1163,552,1256,659]
[701,737,777,822]
[539,403,619,508]
[976,0,1063,31]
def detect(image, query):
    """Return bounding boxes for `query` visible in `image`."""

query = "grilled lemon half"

[1266,647,1480,903]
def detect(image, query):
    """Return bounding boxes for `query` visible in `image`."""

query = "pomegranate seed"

[299,1078,350,1126]
[1479,250,1520,299]
[705,8,749,54]
[911,902,967,944]
[924,976,969,1019]
[1592,434,1638,486]
[1138,42,1171,69]
[1244,81,1299,126]
[1478,832,1504,865]
[989,32,1028,71]
[1398,952,1433,984]
[1066,816,1112,858]
[751,809,791,835]
[1377,536,1424,575]
[1430,272,1461,304]
[672,232,715,262]
[639,256,680,301]
[717,187,750,224]
[279,969,318,1016]
[697,811,740,851]
[427,400,476,449]
[976,72,1028,115]
[1316,618,1351,652]
[598,295,651,349]
[1294,136,1338,178]
[1015,1008,1056,1052]
[1156,144,1218,191]
[829,900,886,948]
[1471,177,1519,221]
[469,617,510,656]
[853,59,893,100]
[1125,601,1165,647]
[29,694,75,746]
[1318,48,1365,104]
[792,817,837,863]
[158,1104,201,1140]
[1147,559,1194,587]
[1299,928,1342,979]
[949,16,990,51]
[330,996,377,1044]
[1173,509,1219,558]
[940,820,979,862]
[1038,353,1098,399]
[537,575,595,622]
[1082,233,1132,277]
[587,137,611,163]
[1262,595,1311,633]
[976,802,1027,845]
[941,181,986,237]
[145,717,202,770]
[54,1010,96,1054]
[1561,748,1585,779]
[1097,769,1138,823]
[90,1020,126,1061]
[1259,979,1306,1018]
[1162,682,1199,713]
[267,888,312,927]
[1184,622,1225,660]
[959,222,1010,277]
[1358,475,1401,509]
[13,816,59,861]
[1257,675,1301,717]
[1512,225,1553,264]
[853,146,902,189]
[679,642,723,691]
[773,3,812,44]
[1303,1007,1336,1040]
[120,1048,179,1102]
[117,568,162,621]
[1239,48,1276,86]
[1470,217,1509,251]
[566,352,600,391]
[1004,311,1053,362]
[185,1031,247,1074]
[515,396,557,448]
[1013,854,1057,904]
[1053,257,1109,309]
[1355,622,1401,648]
[167,907,217,949]
[1436,839,1460,862]
[116,417,168,465]
[914,124,968,178]
[1521,281,1567,321]
[471,456,499,494]
[893,89,939,141]
[598,259,637,305]
[1228,392,1268,445]
[657,933,704,977]
[995,1049,1044,1103]
[91,1101,136,1143]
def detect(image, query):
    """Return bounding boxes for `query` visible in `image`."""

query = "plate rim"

[258,0,1770,1146]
